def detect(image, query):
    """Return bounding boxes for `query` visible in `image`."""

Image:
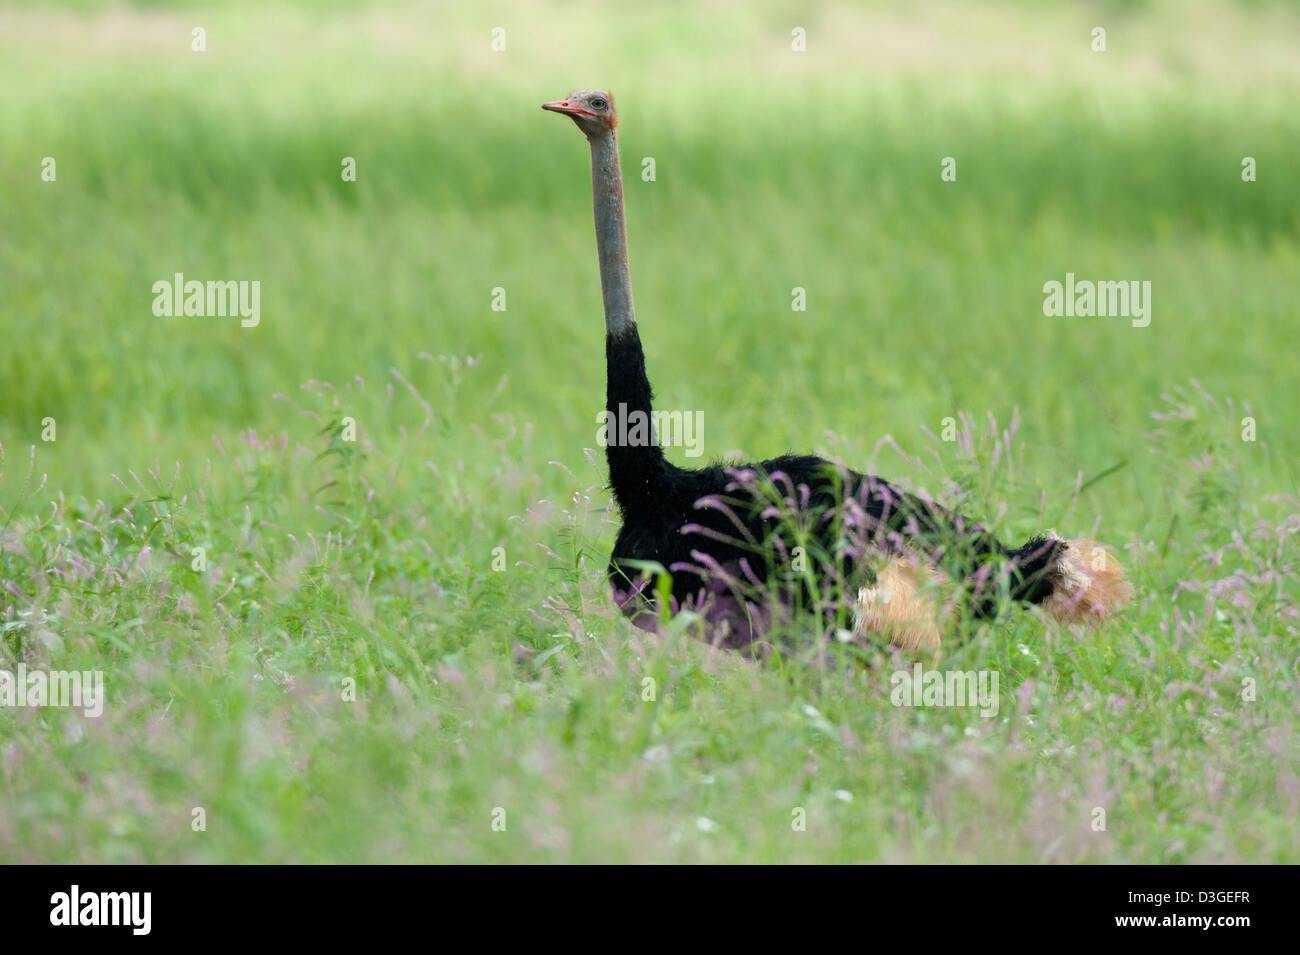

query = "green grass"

[1,0,1297,862]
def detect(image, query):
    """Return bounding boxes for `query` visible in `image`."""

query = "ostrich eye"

[590,98,608,110]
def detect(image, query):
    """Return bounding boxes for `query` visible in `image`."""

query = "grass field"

[1,0,1298,863]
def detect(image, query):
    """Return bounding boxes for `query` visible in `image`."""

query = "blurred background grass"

[2,0,1296,521]
[1,0,1299,863]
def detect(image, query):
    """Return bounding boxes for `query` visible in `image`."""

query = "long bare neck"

[588,127,669,512]
[589,130,636,338]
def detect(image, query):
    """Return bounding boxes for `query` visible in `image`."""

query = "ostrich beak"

[542,99,594,118]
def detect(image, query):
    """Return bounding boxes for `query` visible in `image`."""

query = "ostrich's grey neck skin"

[588,130,636,338]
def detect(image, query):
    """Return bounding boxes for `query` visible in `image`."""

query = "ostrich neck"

[590,130,636,337]
[589,128,669,513]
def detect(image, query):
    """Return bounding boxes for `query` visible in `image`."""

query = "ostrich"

[542,89,1132,653]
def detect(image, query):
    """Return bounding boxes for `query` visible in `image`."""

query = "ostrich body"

[543,90,1132,652]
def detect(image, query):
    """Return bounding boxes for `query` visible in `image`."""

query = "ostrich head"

[542,89,617,138]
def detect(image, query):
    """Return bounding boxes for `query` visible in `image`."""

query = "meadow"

[0,0,1297,862]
